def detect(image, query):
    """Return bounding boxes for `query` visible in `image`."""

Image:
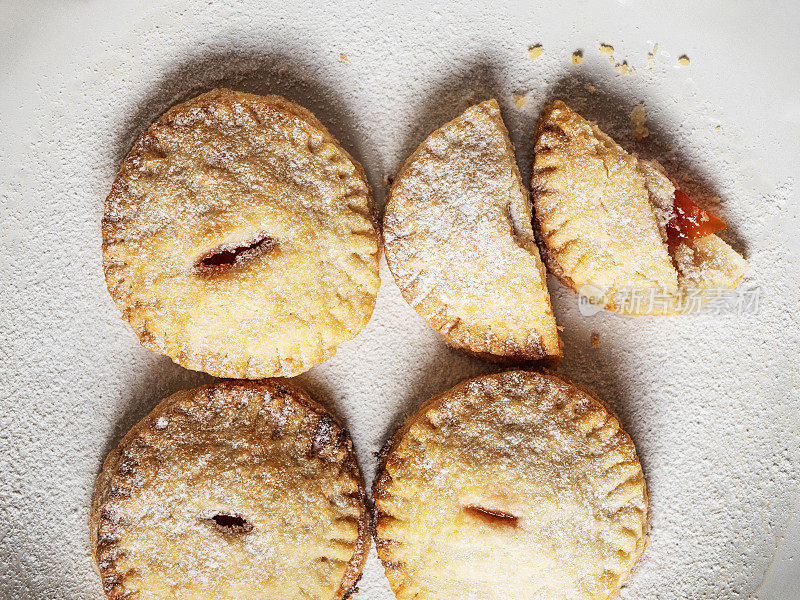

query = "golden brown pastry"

[383,100,561,362]
[531,100,747,315]
[374,369,649,600]
[91,379,369,600]
[103,89,380,377]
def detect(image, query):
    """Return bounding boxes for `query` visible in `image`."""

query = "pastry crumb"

[339,54,348,62]
[599,43,614,55]
[648,43,659,67]
[631,104,649,140]
[590,333,601,348]
[587,84,596,93]
[557,325,565,332]
[528,45,543,60]
[513,93,528,109]
[571,51,583,65]
[614,61,632,75]
[678,54,690,66]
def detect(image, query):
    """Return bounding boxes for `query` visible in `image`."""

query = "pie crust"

[103,89,380,377]
[383,100,561,362]
[91,379,369,600]
[531,100,747,315]
[374,369,649,600]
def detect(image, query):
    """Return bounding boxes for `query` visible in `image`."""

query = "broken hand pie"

[373,370,649,600]
[531,100,747,315]
[91,379,369,600]
[383,100,561,362]
[103,89,380,378]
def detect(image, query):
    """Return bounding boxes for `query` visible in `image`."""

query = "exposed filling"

[205,511,254,534]
[463,505,519,528]
[195,232,277,273]
[666,189,726,249]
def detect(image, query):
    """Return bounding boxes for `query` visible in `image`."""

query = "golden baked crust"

[374,370,649,600]
[383,100,561,362]
[532,101,747,315]
[91,379,369,600]
[103,89,380,378]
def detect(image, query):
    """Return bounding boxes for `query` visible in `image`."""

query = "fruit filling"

[195,232,277,272]
[666,189,726,248]
[463,505,519,528]
[206,511,254,534]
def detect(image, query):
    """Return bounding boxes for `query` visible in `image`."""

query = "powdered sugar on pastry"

[636,159,748,292]
[91,379,369,600]
[383,100,561,361]
[374,370,649,600]
[103,89,380,378]
[531,100,747,314]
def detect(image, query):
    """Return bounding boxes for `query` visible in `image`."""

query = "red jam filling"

[665,189,726,248]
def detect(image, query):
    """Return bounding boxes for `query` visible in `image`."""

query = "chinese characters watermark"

[576,283,761,316]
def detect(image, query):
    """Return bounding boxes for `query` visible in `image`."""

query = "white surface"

[1,1,799,599]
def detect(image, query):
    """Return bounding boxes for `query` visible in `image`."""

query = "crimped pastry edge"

[530,100,746,316]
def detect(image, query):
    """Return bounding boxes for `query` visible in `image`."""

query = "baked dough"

[91,379,369,600]
[531,100,747,315]
[103,89,380,377]
[374,369,649,600]
[383,100,561,362]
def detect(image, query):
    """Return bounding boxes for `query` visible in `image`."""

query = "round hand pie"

[373,370,649,600]
[382,100,561,363]
[103,89,380,378]
[91,379,369,600]
[531,100,747,315]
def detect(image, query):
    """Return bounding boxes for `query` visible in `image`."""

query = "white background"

[1,1,799,598]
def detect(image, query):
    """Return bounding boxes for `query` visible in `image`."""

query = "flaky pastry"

[531,101,747,315]
[383,100,561,362]
[103,89,380,377]
[91,379,369,600]
[374,370,649,600]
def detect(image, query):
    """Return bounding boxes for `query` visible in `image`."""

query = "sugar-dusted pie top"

[374,370,649,600]
[531,100,747,315]
[532,101,678,296]
[90,379,369,600]
[103,89,380,378]
[383,100,561,362]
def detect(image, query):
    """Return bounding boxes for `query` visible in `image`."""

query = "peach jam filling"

[666,189,726,249]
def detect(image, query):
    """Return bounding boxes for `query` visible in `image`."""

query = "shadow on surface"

[112,48,376,192]
[96,356,213,468]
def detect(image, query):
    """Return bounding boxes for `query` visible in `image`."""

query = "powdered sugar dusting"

[0,3,797,600]
[383,100,560,358]
[375,370,648,599]
[92,381,363,598]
